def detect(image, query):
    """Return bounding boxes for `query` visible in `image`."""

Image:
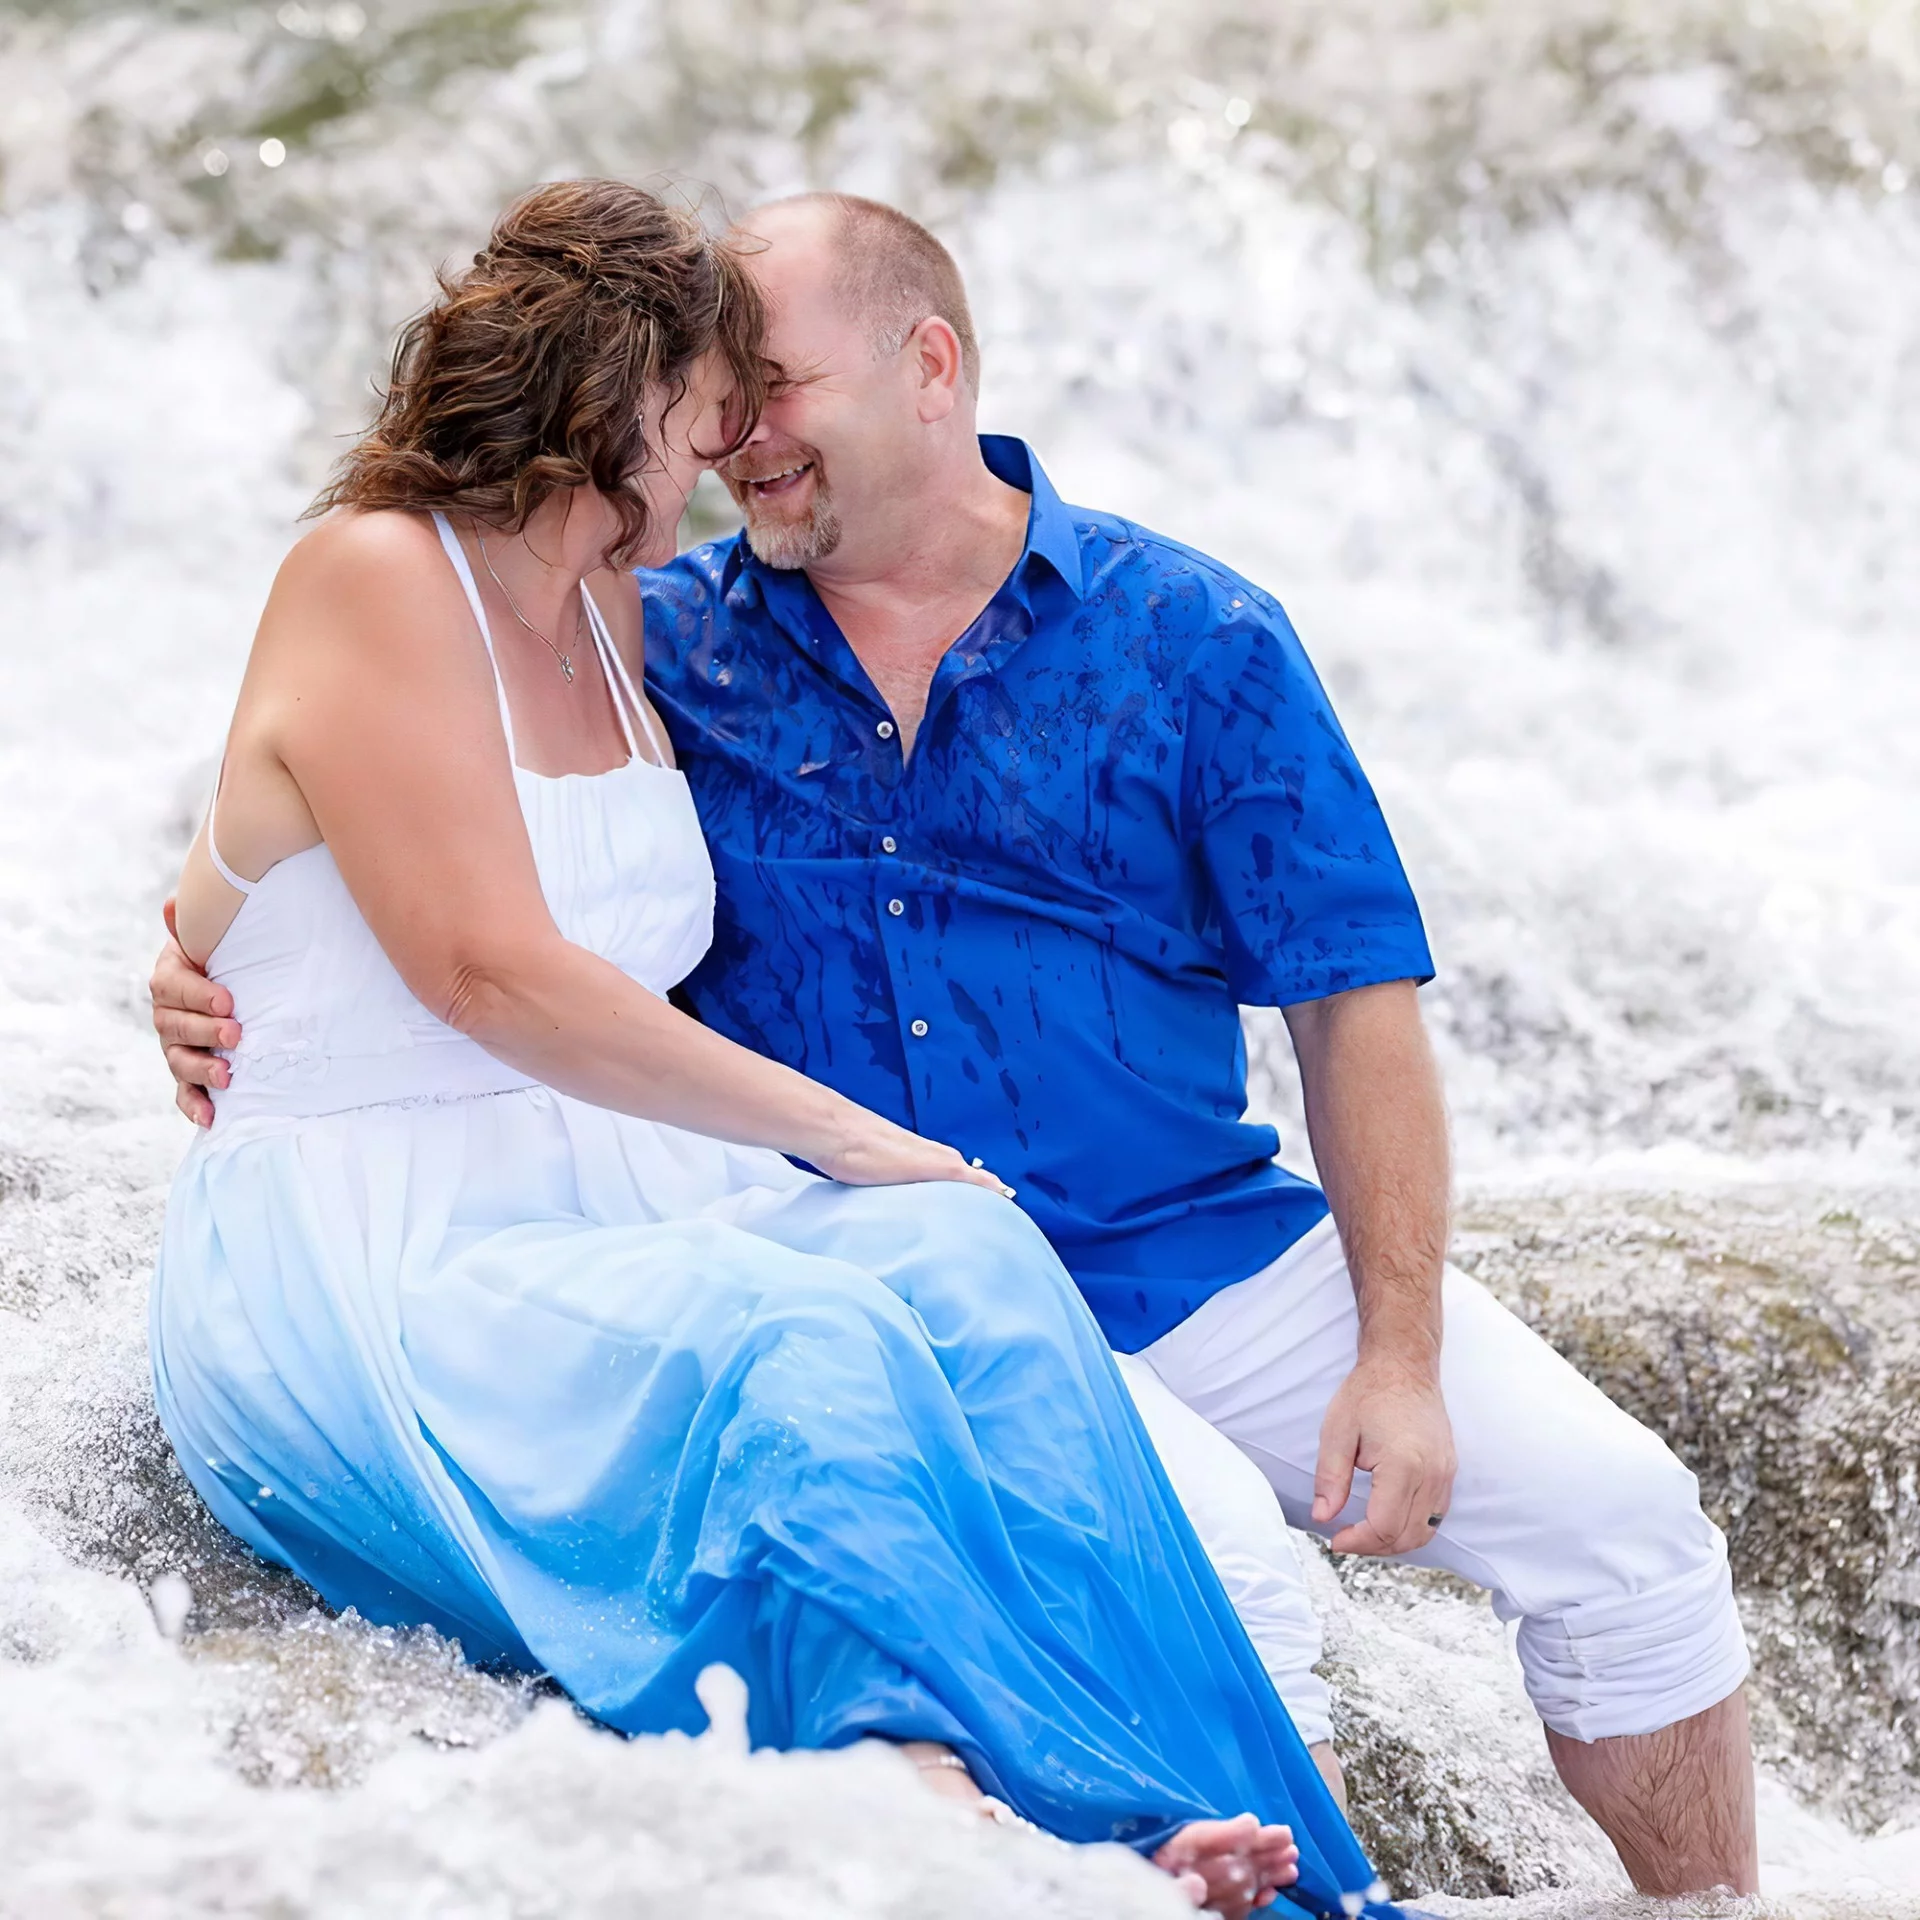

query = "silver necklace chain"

[476,533,582,685]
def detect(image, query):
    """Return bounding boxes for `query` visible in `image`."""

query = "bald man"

[152,191,1757,1895]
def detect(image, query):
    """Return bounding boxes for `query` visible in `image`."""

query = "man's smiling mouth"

[743,461,814,499]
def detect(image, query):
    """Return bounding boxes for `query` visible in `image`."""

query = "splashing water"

[2,2,1918,1913]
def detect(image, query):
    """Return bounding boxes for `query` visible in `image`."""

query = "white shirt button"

[876,719,896,740]
[881,836,897,854]
[887,898,905,917]
[910,1019,929,1038]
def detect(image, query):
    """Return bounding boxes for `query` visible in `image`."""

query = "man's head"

[723,192,980,573]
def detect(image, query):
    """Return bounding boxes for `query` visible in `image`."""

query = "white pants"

[1115,1217,1750,1748]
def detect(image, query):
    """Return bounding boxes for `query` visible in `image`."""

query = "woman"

[152,178,1398,1920]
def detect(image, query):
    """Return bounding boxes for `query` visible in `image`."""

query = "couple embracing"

[148,180,1757,1913]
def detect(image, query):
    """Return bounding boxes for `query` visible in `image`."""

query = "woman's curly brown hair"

[312,178,766,564]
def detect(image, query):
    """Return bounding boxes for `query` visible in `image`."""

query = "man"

[153,191,1758,1894]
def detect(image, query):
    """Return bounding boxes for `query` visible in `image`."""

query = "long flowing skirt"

[152,1085,1396,1916]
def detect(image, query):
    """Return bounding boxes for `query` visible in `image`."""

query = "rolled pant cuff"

[1518,1545,1752,1744]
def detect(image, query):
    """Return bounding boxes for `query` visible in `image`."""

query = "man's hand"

[1284,980,1456,1558]
[151,900,236,1127]
[1311,1351,1457,1556]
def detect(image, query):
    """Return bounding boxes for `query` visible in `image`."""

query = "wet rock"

[188,1610,539,1788]
[1452,1189,1920,1832]
[1312,1553,1621,1900]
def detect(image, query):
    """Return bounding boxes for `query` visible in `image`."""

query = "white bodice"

[204,515,716,1124]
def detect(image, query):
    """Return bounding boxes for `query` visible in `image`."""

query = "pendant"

[559,655,575,684]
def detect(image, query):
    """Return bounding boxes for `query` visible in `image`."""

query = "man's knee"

[1431,1274,1754,1744]
[1552,1407,1716,1558]
[1512,1428,1749,1743]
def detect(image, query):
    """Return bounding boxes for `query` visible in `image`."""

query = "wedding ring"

[1426,1512,1446,1528]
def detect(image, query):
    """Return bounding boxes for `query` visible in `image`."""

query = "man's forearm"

[1283,981,1450,1374]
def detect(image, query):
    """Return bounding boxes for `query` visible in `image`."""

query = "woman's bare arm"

[221,512,993,1189]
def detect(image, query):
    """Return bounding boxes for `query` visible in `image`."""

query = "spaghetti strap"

[204,759,256,895]
[578,586,642,763]
[432,511,518,765]
[581,583,672,769]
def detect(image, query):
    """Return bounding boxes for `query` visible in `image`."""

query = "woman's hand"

[810,1109,1013,1195]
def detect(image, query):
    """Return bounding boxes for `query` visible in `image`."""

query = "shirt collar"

[720,434,1086,628]
[979,434,1086,603]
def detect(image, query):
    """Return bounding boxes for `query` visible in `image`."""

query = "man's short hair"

[771,191,980,392]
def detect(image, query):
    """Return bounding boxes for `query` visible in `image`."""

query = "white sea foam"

[1,1,1918,1912]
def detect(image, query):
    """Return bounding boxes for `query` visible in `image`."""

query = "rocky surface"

[1453,1189,1920,1834]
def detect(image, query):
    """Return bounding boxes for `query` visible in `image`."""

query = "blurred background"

[2,3,1918,1913]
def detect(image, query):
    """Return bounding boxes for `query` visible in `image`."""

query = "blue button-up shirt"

[640,436,1433,1351]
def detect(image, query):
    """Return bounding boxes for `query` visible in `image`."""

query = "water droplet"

[258,138,287,169]
[694,1662,752,1756]
[149,1573,193,1641]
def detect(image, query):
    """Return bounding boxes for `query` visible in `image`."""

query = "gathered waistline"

[210,1049,539,1125]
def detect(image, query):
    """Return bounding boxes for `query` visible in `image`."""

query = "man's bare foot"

[1154,1813,1301,1918]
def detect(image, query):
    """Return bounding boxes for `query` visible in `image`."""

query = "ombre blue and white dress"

[151,515,1398,1917]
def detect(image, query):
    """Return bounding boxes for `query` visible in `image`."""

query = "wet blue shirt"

[639,437,1433,1351]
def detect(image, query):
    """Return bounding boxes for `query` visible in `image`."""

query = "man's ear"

[909,316,964,423]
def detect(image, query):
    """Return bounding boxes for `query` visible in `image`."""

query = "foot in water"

[901,1744,1300,1917]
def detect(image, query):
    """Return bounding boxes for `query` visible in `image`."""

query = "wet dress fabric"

[150,514,1401,1917]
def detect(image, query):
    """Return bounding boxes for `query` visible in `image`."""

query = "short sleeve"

[1183,586,1433,1007]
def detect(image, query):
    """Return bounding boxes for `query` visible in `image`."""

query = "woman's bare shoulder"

[257,509,475,671]
[276,507,448,593]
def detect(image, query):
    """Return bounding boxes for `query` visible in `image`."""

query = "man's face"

[723,207,918,572]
